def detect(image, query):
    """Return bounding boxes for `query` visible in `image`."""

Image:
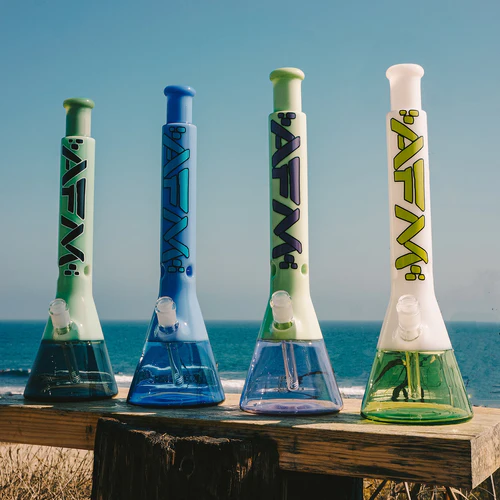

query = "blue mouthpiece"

[164,85,196,124]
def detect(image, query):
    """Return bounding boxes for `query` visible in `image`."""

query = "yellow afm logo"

[392,110,428,281]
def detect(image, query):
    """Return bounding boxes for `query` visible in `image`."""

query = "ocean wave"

[114,375,246,393]
[0,372,365,400]
[0,368,30,377]
[0,386,24,396]
[339,386,365,398]
[221,379,245,393]
[114,374,134,385]
[116,375,364,398]
[221,379,365,398]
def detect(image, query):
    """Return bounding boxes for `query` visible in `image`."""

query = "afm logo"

[162,127,190,273]
[391,110,428,281]
[271,112,302,270]
[59,141,87,276]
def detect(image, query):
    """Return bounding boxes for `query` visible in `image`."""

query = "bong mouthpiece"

[164,85,196,124]
[396,295,422,341]
[49,298,71,331]
[155,297,178,329]
[63,98,94,137]
[270,67,305,112]
[270,291,294,326]
[386,64,424,111]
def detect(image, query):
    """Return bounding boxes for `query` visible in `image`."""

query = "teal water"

[23,339,117,401]
[0,321,499,406]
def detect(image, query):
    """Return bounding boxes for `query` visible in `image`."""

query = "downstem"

[282,341,299,391]
[405,351,422,400]
[166,344,185,387]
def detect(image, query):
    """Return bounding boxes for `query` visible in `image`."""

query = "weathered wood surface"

[1,394,499,489]
[91,416,362,500]
[91,417,281,500]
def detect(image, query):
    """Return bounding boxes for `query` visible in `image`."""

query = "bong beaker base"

[240,339,343,415]
[24,339,117,401]
[127,340,225,407]
[361,349,473,424]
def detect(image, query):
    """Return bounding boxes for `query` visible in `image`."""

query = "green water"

[361,349,473,424]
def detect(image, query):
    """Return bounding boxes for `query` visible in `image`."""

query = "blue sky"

[1,0,499,321]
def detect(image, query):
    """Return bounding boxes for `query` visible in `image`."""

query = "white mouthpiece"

[396,295,421,341]
[49,298,71,330]
[270,291,294,325]
[386,64,424,110]
[155,296,178,329]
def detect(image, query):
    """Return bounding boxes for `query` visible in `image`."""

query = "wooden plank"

[91,417,363,500]
[0,394,499,489]
[471,417,500,487]
[91,418,282,500]
[0,405,97,449]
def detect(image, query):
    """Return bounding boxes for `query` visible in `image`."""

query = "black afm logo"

[271,113,302,270]
[59,140,87,276]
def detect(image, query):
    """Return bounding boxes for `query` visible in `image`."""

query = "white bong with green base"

[361,64,473,424]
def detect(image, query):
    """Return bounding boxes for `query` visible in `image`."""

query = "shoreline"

[0,379,370,401]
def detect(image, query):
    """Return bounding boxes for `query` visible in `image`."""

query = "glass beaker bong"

[361,64,473,424]
[127,86,225,407]
[24,98,118,401]
[239,68,343,415]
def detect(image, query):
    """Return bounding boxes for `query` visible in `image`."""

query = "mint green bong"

[239,68,343,415]
[24,98,118,401]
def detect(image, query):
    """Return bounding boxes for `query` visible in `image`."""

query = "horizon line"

[0,318,497,324]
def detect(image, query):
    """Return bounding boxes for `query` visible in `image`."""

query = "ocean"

[1,320,499,407]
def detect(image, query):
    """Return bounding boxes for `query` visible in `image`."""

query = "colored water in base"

[127,340,225,407]
[24,340,118,401]
[361,349,473,424]
[240,339,343,415]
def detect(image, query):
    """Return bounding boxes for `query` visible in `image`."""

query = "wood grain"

[0,395,498,489]
[91,418,281,500]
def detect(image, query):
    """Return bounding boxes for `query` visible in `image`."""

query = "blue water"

[127,341,224,407]
[0,320,499,406]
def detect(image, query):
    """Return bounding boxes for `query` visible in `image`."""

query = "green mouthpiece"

[63,98,94,137]
[270,67,305,112]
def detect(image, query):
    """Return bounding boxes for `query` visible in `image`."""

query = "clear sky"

[1,0,499,321]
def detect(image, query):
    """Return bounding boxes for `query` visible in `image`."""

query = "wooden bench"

[1,394,499,499]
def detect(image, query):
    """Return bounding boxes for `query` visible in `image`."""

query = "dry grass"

[364,472,500,500]
[0,443,498,499]
[0,443,93,500]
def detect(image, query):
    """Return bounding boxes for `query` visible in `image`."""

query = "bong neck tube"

[57,98,96,295]
[386,64,435,299]
[380,64,451,351]
[159,86,197,299]
[269,68,310,297]
[42,97,104,342]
